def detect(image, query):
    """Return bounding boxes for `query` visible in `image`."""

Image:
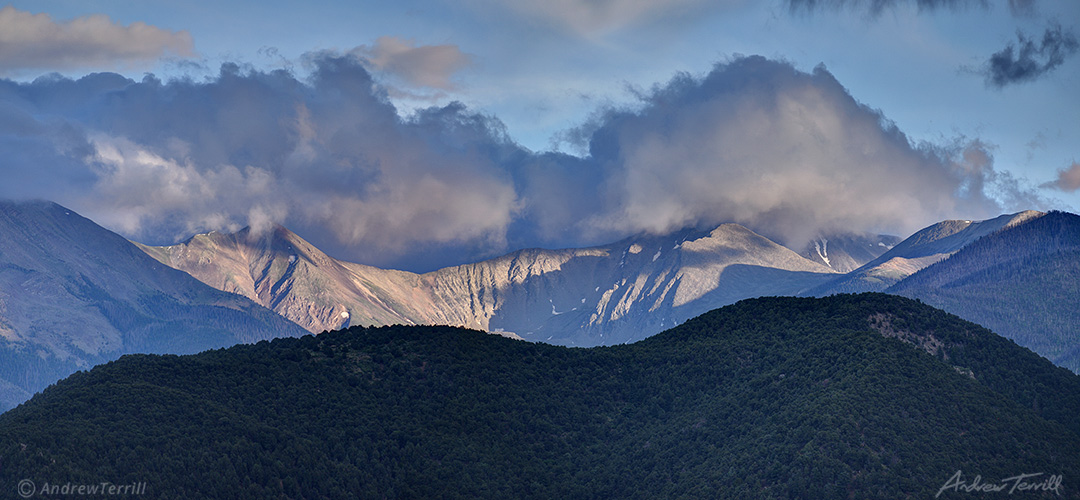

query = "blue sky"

[1,0,1078,271]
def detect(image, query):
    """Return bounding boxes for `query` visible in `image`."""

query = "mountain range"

[138,223,851,346]
[2,199,1078,411]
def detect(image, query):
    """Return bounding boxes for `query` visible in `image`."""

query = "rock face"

[0,201,306,412]
[141,224,839,346]
[808,211,1044,295]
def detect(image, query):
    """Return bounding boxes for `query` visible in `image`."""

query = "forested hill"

[2,294,1078,499]
[888,210,1080,372]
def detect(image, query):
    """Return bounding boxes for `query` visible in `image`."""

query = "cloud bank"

[0,6,194,75]
[0,55,1038,271]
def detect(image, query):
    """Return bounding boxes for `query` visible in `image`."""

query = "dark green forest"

[1,294,1078,499]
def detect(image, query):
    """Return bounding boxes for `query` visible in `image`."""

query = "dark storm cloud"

[983,23,1079,88]
[0,54,1031,271]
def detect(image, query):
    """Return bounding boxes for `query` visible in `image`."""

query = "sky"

[0,0,1077,272]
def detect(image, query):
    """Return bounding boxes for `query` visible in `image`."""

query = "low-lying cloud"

[0,6,194,75]
[0,54,1042,271]
[570,57,1012,248]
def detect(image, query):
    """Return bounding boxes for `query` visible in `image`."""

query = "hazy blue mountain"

[0,201,306,412]
[141,223,839,346]
[807,211,1043,295]
[888,211,1080,372]
[2,294,1077,498]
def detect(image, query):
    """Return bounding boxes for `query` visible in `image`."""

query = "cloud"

[1008,0,1037,16]
[0,54,1035,271]
[784,0,990,16]
[474,0,736,36]
[0,57,520,270]
[349,36,473,90]
[1042,162,1080,192]
[572,57,1016,248]
[983,23,1079,88]
[0,6,194,74]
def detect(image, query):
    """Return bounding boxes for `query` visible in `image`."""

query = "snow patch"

[629,243,643,254]
[340,311,349,318]
[288,255,297,263]
[813,238,830,267]
[652,250,661,261]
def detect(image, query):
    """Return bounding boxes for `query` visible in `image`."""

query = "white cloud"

[576,57,1017,247]
[0,6,194,74]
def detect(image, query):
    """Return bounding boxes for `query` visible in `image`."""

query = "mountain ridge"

[0,200,307,412]
[807,210,1044,295]
[140,222,840,346]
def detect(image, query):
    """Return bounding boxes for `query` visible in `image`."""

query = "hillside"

[140,223,838,346]
[0,201,306,412]
[889,211,1080,372]
[2,294,1077,499]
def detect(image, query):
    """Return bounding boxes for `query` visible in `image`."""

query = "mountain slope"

[799,232,901,273]
[808,211,1043,295]
[888,211,1080,372]
[141,224,838,346]
[2,294,1077,498]
[0,201,306,412]
[135,226,433,333]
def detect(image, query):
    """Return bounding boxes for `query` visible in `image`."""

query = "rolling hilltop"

[2,294,1077,498]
